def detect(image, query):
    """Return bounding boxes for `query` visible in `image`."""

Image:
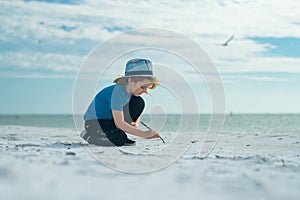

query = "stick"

[140,121,165,144]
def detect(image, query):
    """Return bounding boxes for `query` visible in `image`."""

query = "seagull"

[217,34,234,46]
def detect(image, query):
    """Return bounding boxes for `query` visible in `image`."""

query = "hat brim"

[113,75,158,84]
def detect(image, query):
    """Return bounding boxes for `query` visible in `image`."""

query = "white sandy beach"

[0,122,299,200]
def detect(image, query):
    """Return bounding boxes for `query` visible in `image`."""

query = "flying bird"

[217,35,234,46]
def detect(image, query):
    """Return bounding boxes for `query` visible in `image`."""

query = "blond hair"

[113,76,160,94]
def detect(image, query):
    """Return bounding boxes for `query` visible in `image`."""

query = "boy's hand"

[145,130,160,139]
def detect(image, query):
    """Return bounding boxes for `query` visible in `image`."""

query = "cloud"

[23,0,81,5]
[0,51,83,72]
[0,0,300,82]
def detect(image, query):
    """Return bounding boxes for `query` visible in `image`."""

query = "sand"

[0,125,299,200]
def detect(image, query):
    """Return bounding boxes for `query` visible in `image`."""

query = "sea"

[1,113,299,132]
[0,114,299,200]
[1,114,299,144]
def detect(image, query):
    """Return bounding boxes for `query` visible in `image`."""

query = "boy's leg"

[81,120,113,146]
[123,96,145,123]
[82,119,131,146]
[121,96,144,146]
[98,119,133,146]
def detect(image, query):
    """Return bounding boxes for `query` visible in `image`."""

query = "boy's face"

[131,79,152,96]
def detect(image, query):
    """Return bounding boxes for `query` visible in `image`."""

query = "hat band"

[125,70,153,76]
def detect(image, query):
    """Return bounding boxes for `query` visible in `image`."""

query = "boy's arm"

[112,110,159,139]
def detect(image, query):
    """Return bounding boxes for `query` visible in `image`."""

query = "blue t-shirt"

[83,84,132,120]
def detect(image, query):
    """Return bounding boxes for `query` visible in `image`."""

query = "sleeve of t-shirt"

[111,86,126,111]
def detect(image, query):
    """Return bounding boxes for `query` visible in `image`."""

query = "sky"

[0,0,300,114]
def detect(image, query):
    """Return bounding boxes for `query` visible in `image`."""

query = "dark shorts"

[84,96,145,146]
